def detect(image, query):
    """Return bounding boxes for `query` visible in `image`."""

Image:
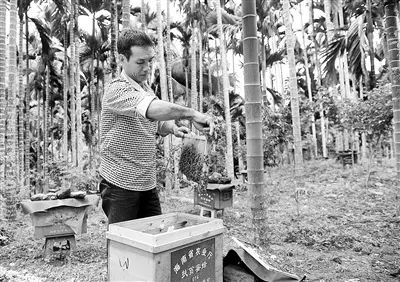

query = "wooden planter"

[194,184,235,210]
[106,212,225,282]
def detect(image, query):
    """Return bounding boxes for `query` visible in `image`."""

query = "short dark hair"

[117,29,154,59]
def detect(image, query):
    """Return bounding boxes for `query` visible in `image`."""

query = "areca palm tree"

[384,0,400,176]
[110,0,117,78]
[215,0,234,179]
[156,0,172,191]
[283,0,302,168]
[4,0,18,220]
[310,0,328,158]
[70,0,77,166]
[242,0,266,244]
[74,0,83,168]
[122,0,130,29]
[0,0,7,216]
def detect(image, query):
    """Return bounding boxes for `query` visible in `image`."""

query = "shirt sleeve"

[103,80,157,118]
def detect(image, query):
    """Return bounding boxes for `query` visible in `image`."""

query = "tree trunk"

[141,0,146,31]
[43,65,50,193]
[63,16,69,166]
[338,1,352,99]
[0,0,6,216]
[75,1,83,168]
[312,0,328,158]
[241,0,267,245]
[232,47,244,174]
[216,0,234,179]
[4,0,18,220]
[166,0,179,190]
[18,16,24,187]
[283,0,303,168]
[24,10,30,190]
[302,1,317,158]
[384,0,400,177]
[110,0,118,78]
[70,1,77,167]
[89,11,96,168]
[36,89,41,192]
[207,40,213,96]
[157,0,172,192]
[190,0,197,113]
[198,30,203,112]
[122,0,130,29]
[166,0,174,103]
[366,0,376,90]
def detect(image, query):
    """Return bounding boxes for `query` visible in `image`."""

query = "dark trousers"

[99,178,162,224]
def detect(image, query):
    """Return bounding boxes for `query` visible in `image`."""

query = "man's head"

[117,29,155,83]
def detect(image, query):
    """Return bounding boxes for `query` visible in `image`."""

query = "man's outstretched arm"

[146,100,215,135]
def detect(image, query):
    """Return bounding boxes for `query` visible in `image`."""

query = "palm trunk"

[24,10,30,190]
[261,35,273,108]
[141,0,146,31]
[384,0,400,177]
[157,0,172,191]
[75,2,83,168]
[166,0,174,103]
[0,0,6,214]
[366,0,376,90]
[98,59,104,153]
[190,1,197,112]
[122,0,130,29]
[198,31,203,112]
[338,1,352,99]
[43,65,50,193]
[207,40,213,96]
[185,67,189,106]
[166,0,179,190]
[302,1,317,158]
[242,0,267,244]
[18,16,24,187]
[110,0,118,78]
[270,35,283,95]
[216,0,234,179]
[4,0,18,220]
[70,0,77,166]
[311,0,327,158]
[89,11,96,168]
[63,17,69,166]
[283,0,303,169]
[232,49,244,173]
[36,89,41,191]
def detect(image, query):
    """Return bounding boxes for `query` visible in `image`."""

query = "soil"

[0,159,399,281]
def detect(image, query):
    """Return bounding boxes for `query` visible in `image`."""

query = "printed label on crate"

[170,238,215,282]
[196,190,214,209]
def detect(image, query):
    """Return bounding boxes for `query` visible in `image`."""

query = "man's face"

[121,45,155,83]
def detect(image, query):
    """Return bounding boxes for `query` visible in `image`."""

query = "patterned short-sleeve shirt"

[99,71,160,191]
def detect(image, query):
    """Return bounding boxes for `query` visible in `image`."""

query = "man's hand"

[192,112,215,136]
[172,125,190,138]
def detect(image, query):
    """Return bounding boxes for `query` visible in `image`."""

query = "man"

[99,29,215,224]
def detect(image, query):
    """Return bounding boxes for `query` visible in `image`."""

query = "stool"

[44,235,76,258]
[200,206,223,218]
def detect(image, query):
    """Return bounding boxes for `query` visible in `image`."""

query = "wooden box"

[31,206,88,239]
[194,184,235,210]
[106,212,225,282]
[21,195,99,239]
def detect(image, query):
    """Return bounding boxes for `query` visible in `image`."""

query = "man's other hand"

[173,125,190,138]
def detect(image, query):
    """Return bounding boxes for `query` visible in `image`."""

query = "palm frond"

[30,17,52,57]
[265,48,285,67]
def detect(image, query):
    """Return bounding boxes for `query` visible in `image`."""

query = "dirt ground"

[0,159,399,281]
